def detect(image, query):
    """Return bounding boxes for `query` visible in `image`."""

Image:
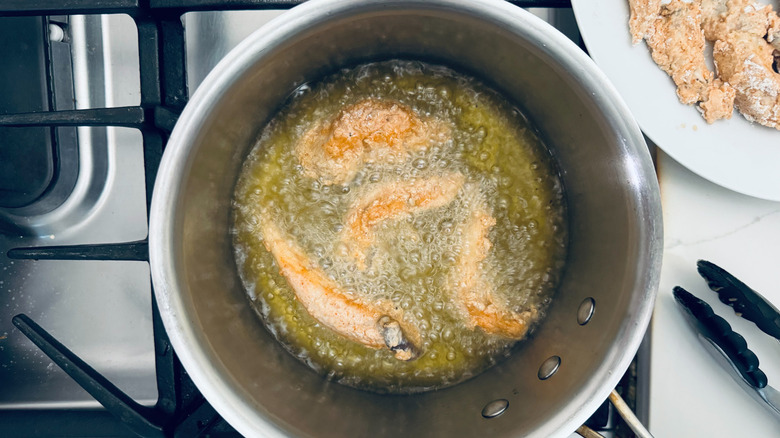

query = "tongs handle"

[673,287,768,389]
[697,260,780,341]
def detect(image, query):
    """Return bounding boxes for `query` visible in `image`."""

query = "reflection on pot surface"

[232,60,568,393]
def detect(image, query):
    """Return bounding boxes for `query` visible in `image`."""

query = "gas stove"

[0,2,645,436]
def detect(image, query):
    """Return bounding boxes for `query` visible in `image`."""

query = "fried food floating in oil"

[296,98,450,184]
[702,0,780,129]
[341,173,465,269]
[260,219,421,360]
[448,201,537,339]
[644,0,736,123]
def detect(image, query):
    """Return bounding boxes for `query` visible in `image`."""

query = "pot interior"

[157,2,661,437]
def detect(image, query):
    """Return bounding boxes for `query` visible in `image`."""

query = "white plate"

[571,0,780,201]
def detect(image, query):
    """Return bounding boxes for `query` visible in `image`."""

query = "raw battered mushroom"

[629,0,662,44]
[630,0,780,129]
[643,0,736,122]
[700,79,736,123]
[702,0,780,129]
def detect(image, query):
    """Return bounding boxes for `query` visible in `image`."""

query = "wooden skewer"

[576,424,605,438]
[609,389,654,438]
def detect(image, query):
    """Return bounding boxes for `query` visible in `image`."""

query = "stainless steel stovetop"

[0,14,153,409]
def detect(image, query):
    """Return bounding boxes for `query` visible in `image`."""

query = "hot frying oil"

[232,60,567,393]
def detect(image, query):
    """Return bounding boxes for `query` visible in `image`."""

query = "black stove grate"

[0,2,648,438]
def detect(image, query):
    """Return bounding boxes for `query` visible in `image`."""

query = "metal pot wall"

[149,0,663,436]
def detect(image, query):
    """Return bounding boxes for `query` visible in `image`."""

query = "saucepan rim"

[149,0,662,436]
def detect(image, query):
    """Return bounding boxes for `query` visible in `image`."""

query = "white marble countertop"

[649,150,780,436]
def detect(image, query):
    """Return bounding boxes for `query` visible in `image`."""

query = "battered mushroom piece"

[646,1,712,103]
[629,0,662,44]
[341,173,465,269]
[643,0,735,122]
[768,13,780,50]
[260,218,421,361]
[700,79,736,123]
[701,0,773,41]
[702,0,780,129]
[296,98,450,185]
[447,202,537,339]
[713,39,780,128]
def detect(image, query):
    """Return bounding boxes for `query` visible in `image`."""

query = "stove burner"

[0,16,79,214]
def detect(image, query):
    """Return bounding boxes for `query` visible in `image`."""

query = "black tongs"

[673,260,780,419]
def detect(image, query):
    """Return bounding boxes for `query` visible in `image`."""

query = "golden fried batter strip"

[261,218,421,360]
[341,173,465,269]
[296,98,450,185]
[447,202,536,339]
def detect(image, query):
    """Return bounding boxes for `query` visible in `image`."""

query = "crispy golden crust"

[296,98,450,184]
[341,173,465,269]
[447,202,536,339]
[260,218,421,360]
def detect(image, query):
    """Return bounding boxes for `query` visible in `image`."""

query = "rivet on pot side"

[481,399,509,418]
[577,297,595,325]
[538,355,561,380]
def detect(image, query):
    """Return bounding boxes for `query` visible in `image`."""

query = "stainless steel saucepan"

[149,1,662,436]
